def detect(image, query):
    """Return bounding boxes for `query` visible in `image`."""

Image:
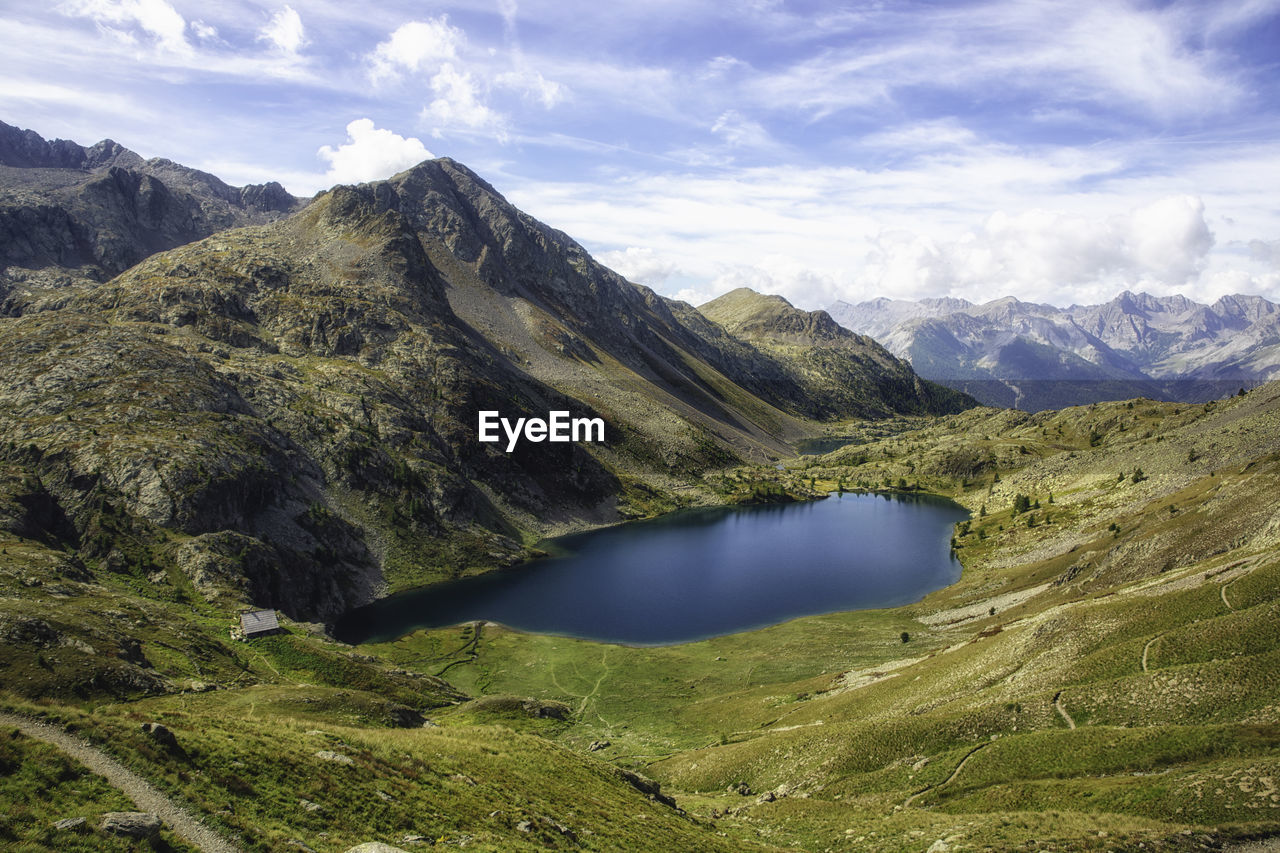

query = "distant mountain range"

[830,292,1280,410]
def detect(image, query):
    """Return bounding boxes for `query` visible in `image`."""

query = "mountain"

[0,122,973,626]
[830,291,1279,410]
[0,120,300,314]
[699,288,974,418]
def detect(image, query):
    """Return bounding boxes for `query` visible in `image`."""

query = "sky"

[2,0,1279,311]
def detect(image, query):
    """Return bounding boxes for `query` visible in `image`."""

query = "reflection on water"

[335,492,969,646]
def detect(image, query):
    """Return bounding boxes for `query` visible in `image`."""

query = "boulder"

[141,721,181,753]
[343,844,410,853]
[100,811,162,838]
[51,816,86,832]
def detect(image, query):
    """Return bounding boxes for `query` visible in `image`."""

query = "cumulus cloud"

[597,247,679,285]
[317,118,434,186]
[421,64,504,137]
[368,18,462,83]
[700,259,842,311]
[258,5,306,56]
[65,0,191,54]
[850,196,1216,304]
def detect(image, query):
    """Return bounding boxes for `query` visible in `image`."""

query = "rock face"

[344,843,410,853]
[100,811,162,838]
[0,120,301,314]
[830,292,1280,410]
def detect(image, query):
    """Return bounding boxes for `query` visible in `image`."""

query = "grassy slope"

[3,386,1280,851]
[367,387,1280,851]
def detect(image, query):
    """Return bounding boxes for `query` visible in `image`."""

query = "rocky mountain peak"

[700,287,851,344]
[0,120,144,170]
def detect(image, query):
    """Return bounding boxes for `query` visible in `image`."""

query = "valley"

[0,122,1278,852]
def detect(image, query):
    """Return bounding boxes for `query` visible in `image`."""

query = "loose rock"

[101,811,162,839]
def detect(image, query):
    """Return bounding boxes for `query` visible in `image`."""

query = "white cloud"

[316,118,434,186]
[495,69,565,108]
[701,55,747,79]
[420,63,504,138]
[849,196,1216,304]
[64,0,191,54]
[732,1,1239,122]
[1250,239,1280,267]
[1125,195,1215,283]
[710,110,772,149]
[860,119,979,151]
[597,247,679,285]
[258,5,306,56]
[368,18,462,83]
[189,19,216,41]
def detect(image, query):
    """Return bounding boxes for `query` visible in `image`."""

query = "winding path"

[1053,691,1076,730]
[0,711,243,853]
[904,742,990,807]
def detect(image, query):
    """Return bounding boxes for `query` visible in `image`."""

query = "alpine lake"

[336,492,970,646]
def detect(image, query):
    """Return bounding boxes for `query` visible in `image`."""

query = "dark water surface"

[335,493,968,646]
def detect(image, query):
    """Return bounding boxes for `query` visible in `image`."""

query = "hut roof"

[240,609,279,636]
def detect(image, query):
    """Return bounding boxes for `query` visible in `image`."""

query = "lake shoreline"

[334,492,970,646]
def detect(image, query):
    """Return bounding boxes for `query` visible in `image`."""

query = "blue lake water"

[335,492,968,646]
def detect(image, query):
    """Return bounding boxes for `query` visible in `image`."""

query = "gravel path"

[1053,691,1077,730]
[1225,839,1280,852]
[0,711,244,853]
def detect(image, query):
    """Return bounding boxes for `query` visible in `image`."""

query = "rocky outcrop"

[0,120,302,313]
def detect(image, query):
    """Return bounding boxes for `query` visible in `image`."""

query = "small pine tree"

[900,631,910,644]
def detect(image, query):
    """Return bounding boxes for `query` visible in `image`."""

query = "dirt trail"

[1054,691,1077,729]
[0,711,243,853]
[904,742,990,807]
[1142,636,1160,673]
